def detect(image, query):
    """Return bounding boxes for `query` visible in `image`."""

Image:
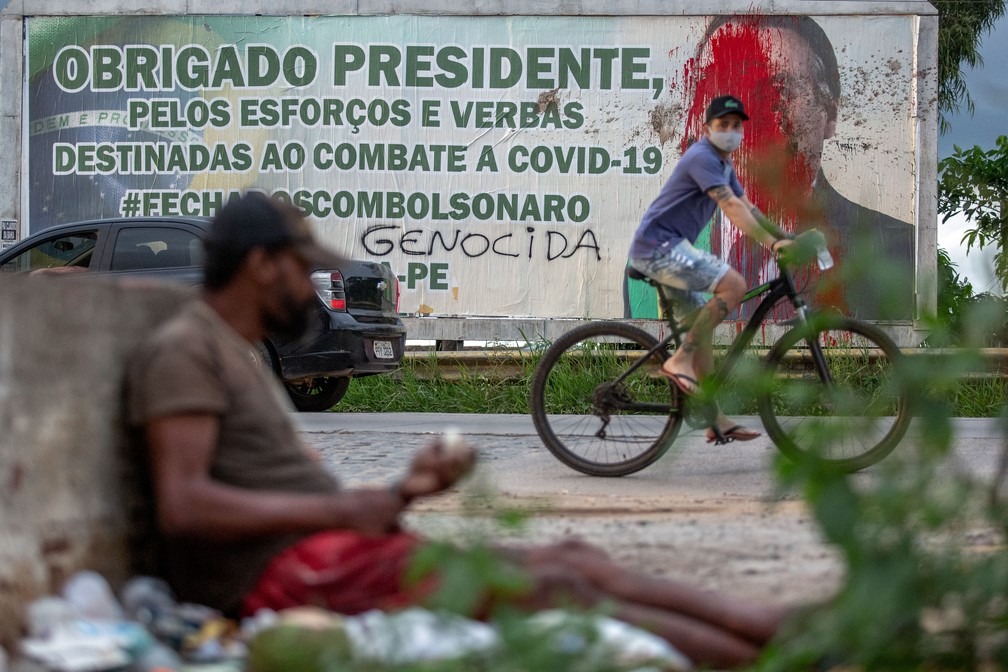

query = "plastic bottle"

[62,570,125,620]
[130,640,183,672]
[25,596,77,638]
[816,245,834,270]
[120,576,177,627]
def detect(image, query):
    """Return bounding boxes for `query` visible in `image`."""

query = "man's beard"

[264,295,315,340]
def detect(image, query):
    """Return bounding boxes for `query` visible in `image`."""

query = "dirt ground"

[291,411,1008,672]
[307,416,850,610]
[304,413,1001,613]
[406,489,844,610]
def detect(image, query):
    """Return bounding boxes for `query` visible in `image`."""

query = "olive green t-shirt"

[127,299,338,614]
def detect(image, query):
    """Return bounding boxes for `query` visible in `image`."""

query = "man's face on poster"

[763,27,836,179]
[686,20,838,218]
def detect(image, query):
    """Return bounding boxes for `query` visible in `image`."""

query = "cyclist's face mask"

[708,129,744,153]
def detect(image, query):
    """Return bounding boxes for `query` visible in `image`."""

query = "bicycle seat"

[626,266,650,282]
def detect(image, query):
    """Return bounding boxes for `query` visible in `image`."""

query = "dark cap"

[704,95,750,123]
[204,191,345,269]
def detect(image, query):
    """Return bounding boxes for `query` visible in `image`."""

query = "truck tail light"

[311,270,346,311]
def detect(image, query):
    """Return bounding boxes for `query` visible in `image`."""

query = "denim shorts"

[629,239,731,310]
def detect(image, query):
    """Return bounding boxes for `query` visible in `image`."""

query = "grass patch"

[334,349,1006,418]
[337,350,541,414]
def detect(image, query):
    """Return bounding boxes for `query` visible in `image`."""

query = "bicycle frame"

[615,263,831,404]
[533,239,908,474]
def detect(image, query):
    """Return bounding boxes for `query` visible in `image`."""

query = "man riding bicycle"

[628,95,794,444]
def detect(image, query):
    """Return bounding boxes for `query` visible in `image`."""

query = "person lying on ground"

[127,191,790,669]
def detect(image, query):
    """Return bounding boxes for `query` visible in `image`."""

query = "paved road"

[294,412,1004,498]
[292,413,1006,606]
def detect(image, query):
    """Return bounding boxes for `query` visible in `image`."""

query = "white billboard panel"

[26,14,920,320]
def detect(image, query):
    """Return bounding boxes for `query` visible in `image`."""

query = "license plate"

[373,340,394,359]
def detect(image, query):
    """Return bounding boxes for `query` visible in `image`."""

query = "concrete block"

[0,19,22,118]
[0,18,22,224]
[10,0,939,17]
[0,276,193,650]
[0,114,20,222]
[0,0,23,17]
[186,0,357,13]
[915,13,940,320]
[403,316,548,343]
[401,315,921,348]
[20,0,177,14]
[356,0,936,16]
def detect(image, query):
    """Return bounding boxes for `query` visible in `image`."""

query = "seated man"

[126,191,789,669]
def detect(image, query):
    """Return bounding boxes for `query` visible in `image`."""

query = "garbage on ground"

[20,619,144,671]
[527,610,693,671]
[20,571,242,672]
[247,606,692,671]
[19,570,692,671]
[62,571,126,622]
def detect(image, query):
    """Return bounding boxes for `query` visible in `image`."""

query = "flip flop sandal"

[658,370,700,396]
[706,424,762,444]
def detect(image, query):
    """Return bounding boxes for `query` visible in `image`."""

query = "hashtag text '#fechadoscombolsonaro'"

[119,190,242,218]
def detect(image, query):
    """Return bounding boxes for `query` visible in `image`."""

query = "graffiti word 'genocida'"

[361,224,601,262]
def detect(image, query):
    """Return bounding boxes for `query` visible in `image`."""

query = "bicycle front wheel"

[530,322,683,477]
[757,315,910,472]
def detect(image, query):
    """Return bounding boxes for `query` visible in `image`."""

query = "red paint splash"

[679,17,841,317]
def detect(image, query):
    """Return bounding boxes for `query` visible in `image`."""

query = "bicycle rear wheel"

[530,322,683,477]
[757,315,910,472]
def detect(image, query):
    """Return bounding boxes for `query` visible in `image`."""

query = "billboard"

[26,14,920,320]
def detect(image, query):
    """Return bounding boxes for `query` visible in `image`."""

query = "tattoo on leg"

[713,296,730,321]
[684,298,729,352]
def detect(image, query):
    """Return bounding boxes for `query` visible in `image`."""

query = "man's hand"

[771,238,796,254]
[147,413,407,540]
[396,434,477,502]
[339,489,407,535]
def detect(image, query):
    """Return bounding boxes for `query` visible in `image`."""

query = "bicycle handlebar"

[777,228,833,271]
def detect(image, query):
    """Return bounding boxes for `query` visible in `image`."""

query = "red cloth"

[241,530,432,616]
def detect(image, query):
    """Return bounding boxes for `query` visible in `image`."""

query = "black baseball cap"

[705,95,750,123]
[204,191,345,269]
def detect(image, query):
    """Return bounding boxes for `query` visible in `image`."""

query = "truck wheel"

[285,376,351,412]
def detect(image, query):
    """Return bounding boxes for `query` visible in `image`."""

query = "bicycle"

[529,229,911,476]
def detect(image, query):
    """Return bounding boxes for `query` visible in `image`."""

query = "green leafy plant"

[754,306,1008,671]
[931,247,977,346]
[930,0,1006,133]
[939,136,1008,291]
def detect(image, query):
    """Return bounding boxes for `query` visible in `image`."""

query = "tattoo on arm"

[708,185,733,203]
[750,206,788,239]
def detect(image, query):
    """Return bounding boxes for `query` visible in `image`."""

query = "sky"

[936,13,1008,295]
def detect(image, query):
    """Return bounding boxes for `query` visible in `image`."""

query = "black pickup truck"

[0,217,405,411]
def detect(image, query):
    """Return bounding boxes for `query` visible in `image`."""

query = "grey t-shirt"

[127,299,338,614]
[629,137,744,259]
